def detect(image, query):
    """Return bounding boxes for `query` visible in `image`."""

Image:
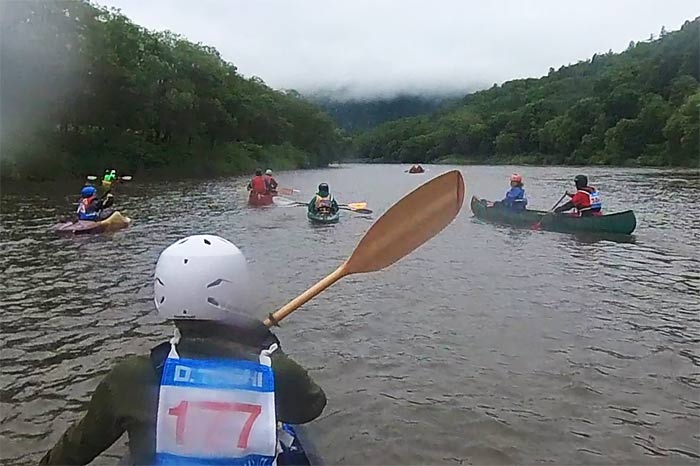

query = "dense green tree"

[0,1,342,180]
[664,90,700,165]
[357,17,700,167]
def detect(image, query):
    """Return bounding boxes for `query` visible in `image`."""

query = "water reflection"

[1,164,698,465]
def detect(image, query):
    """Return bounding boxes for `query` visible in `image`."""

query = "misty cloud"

[100,0,698,99]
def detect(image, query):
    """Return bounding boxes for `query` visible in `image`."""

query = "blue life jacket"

[503,187,527,210]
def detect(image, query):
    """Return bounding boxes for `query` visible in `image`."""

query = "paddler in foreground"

[308,183,339,216]
[554,174,602,217]
[40,235,326,465]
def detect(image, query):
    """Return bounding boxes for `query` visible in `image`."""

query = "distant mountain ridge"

[309,94,457,133]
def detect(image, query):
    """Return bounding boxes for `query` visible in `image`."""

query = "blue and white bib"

[155,343,278,465]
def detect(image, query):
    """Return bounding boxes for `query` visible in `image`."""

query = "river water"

[1,164,699,465]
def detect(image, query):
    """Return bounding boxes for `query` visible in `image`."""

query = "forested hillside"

[0,1,343,180]
[357,19,700,166]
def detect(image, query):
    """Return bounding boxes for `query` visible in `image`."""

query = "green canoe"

[470,196,636,235]
[307,209,340,224]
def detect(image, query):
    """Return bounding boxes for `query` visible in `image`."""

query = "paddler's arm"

[272,350,327,424]
[554,200,575,213]
[39,372,124,465]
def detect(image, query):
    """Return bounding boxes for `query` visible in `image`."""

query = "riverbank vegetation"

[357,19,699,167]
[1,1,344,181]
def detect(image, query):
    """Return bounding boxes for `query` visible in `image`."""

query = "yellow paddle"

[339,202,372,214]
[264,169,465,327]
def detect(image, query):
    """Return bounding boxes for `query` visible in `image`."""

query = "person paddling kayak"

[554,174,602,217]
[264,169,279,194]
[102,169,117,182]
[40,235,326,465]
[308,183,339,216]
[76,186,113,221]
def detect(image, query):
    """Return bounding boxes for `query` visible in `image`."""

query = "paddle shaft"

[533,192,568,229]
[339,206,372,214]
[264,266,346,327]
[549,192,568,211]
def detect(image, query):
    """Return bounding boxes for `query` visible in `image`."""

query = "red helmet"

[510,173,522,183]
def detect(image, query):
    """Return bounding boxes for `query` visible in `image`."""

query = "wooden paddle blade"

[346,202,367,209]
[344,170,464,274]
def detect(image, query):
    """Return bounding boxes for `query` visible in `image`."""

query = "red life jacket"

[572,187,602,216]
[264,175,278,192]
[77,196,98,220]
[250,175,267,194]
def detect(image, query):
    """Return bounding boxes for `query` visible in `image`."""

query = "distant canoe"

[470,196,636,235]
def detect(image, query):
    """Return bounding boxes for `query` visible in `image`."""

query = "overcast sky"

[100,0,698,100]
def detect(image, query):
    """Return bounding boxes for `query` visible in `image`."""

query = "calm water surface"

[1,164,699,465]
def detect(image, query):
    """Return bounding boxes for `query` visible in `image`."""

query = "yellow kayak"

[53,211,132,235]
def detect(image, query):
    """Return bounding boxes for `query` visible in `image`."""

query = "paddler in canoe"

[247,168,267,194]
[408,164,425,174]
[308,182,339,216]
[264,168,279,195]
[247,168,275,205]
[39,235,327,465]
[554,174,602,217]
[494,173,528,211]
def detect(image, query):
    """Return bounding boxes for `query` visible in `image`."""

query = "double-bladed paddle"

[284,201,373,214]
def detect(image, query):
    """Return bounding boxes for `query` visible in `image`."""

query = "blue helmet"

[81,186,97,198]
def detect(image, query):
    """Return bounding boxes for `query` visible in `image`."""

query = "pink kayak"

[53,211,132,235]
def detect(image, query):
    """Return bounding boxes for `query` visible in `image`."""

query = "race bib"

[156,352,277,466]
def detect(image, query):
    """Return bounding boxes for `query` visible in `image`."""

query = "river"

[1,164,699,465]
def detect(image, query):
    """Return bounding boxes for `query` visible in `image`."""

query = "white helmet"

[154,235,252,322]
[265,169,273,175]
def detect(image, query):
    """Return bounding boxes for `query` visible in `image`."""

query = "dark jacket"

[40,322,326,465]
